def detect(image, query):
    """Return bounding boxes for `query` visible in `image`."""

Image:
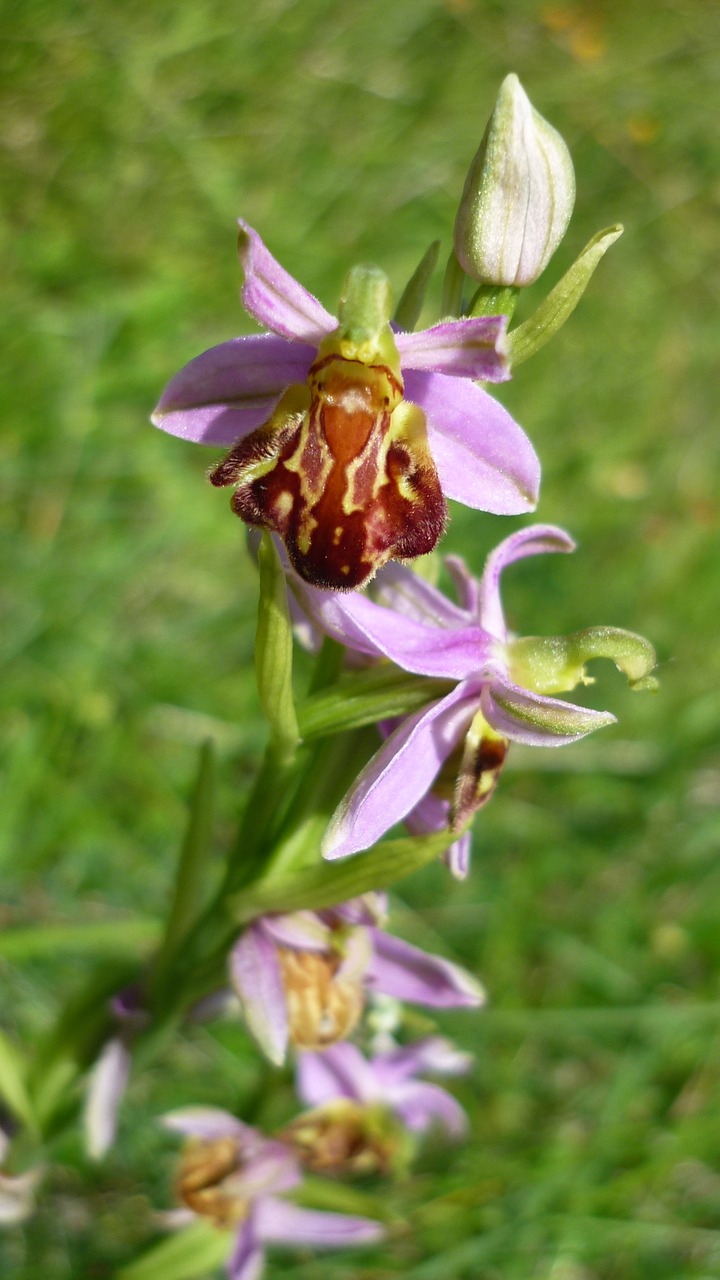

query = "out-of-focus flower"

[163,1107,382,1280]
[0,1129,43,1226]
[282,1037,471,1175]
[289,525,656,865]
[152,222,540,590]
[82,986,146,1160]
[454,74,575,287]
[230,894,484,1065]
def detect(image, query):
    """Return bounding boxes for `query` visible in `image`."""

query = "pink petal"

[255,1197,384,1247]
[296,1043,378,1107]
[228,1216,264,1280]
[84,1037,131,1160]
[261,911,333,952]
[151,334,315,445]
[230,925,289,1065]
[397,315,510,382]
[371,561,471,628]
[368,931,486,1008]
[389,1080,468,1136]
[482,672,617,745]
[404,370,540,514]
[238,220,336,344]
[161,1107,257,1144]
[321,687,476,859]
[478,524,576,638]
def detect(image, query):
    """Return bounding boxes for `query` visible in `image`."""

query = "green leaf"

[508,224,623,365]
[116,1220,230,1280]
[297,667,451,740]
[230,827,464,923]
[0,918,160,961]
[151,741,216,996]
[0,1029,35,1128]
[255,531,299,762]
[468,283,519,320]
[441,248,465,317]
[393,240,440,331]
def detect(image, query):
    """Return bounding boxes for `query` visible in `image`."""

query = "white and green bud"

[453,74,575,287]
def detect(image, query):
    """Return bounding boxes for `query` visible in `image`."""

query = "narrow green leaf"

[509,224,623,365]
[393,240,440,331]
[0,1029,34,1128]
[152,741,216,987]
[116,1220,230,1280]
[0,918,160,961]
[441,248,465,317]
[230,827,464,923]
[297,668,451,740]
[255,531,299,761]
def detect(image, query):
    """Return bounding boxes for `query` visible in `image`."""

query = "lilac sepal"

[292,579,495,680]
[372,561,471,627]
[84,1037,132,1160]
[378,1037,472,1081]
[400,790,471,881]
[230,924,288,1066]
[162,1107,263,1147]
[228,1215,264,1280]
[255,1197,384,1247]
[238,219,336,344]
[261,911,333,951]
[369,931,485,1008]
[322,688,476,859]
[297,1042,378,1106]
[478,524,576,637]
[481,674,617,745]
[151,335,315,445]
[390,1080,468,1136]
[404,370,540,512]
[395,316,509,382]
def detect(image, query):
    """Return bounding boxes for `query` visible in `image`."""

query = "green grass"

[2,0,719,1275]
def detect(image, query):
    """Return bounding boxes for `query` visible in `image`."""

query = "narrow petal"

[376,1037,472,1085]
[291,581,493,680]
[232,1145,301,1200]
[261,911,333,953]
[401,791,472,880]
[389,1080,468,1136]
[255,1197,384,1247]
[321,688,476,859]
[478,524,576,638]
[404,370,540,514]
[238,220,336,344]
[371,561,471,628]
[84,1037,131,1160]
[368,931,485,1008]
[396,316,510,382]
[444,554,481,616]
[228,1215,264,1280]
[296,1043,378,1106]
[151,335,315,446]
[482,672,616,745]
[161,1107,256,1144]
[230,925,288,1065]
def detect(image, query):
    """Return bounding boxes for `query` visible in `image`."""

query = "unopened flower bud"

[454,74,575,287]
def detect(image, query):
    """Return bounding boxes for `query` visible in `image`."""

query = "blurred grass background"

[2,0,719,1275]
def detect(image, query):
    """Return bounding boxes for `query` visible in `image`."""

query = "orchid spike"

[287,524,657,866]
[229,895,484,1065]
[152,221,541,590]
[162,1108,382,1279]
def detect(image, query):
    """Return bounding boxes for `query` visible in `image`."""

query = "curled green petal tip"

[508,626,658,697]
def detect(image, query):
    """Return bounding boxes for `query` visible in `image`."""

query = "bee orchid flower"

[152,222,540,590]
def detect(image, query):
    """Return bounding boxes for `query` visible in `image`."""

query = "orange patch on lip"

[209,354,446,590]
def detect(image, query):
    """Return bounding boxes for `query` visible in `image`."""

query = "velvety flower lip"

[162,1108,382,1280]
[151,220,540,519]
[296,1037,472,1137]
[229,897,484,1066]
[287,524,654,862]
